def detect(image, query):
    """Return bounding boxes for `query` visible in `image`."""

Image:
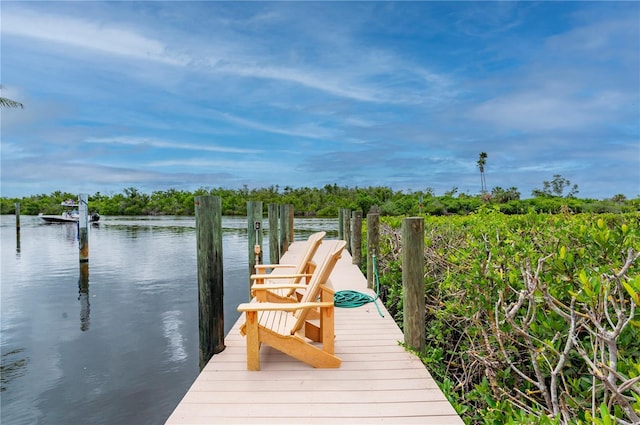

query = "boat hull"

[39,213,100,224]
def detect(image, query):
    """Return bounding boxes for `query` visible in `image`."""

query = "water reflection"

[0,348,29,392]
[0,215,338,425]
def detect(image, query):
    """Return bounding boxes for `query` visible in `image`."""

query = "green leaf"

[578,270,589,286]
[623,282,638,305]
[599,402,612,425]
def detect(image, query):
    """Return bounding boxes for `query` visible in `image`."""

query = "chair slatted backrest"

[290,240,346,335]
[286,231,325,291]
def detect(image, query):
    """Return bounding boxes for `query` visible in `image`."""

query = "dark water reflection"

[0,215,337,425]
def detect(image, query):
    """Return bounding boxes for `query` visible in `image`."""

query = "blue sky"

[1,1,638,200]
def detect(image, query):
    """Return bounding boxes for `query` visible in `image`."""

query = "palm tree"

[477,152,488,193]
[1,85,24,108]
[0,97,23,108]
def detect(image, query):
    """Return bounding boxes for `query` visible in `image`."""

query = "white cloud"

[2,8,187,65]
[85,136,260,154]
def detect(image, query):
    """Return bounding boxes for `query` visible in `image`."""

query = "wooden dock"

[166,240,464,424]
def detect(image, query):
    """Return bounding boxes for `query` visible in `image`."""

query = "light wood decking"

[166,241,464,424]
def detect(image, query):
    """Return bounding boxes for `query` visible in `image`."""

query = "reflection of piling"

[195,195,225,370]
[78,194,89,264]
[79,262,90,331]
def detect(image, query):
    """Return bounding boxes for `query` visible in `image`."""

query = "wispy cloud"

[85,137,260,154]
[2,8,188,66]
[1,2,637,199]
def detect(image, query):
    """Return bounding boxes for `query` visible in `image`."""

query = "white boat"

[39,200,100,224]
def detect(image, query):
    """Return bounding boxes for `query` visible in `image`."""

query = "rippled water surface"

[1,215,337,425]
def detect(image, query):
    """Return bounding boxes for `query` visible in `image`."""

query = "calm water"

[1,215,337,425]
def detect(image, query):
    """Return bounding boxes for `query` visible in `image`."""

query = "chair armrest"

[255,264,296,269]
[254,264,297,273]
[250,273,312,281]
[237,301,334,313]
[251,283,309,291]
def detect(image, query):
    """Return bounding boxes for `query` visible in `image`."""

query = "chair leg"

[245,311,260,371]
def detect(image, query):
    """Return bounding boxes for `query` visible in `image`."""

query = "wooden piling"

[342,208,351,253]
[15,202,20,252]
[402,217,425,352]
[78,194,89,264]
[366,213,379,289]
[338,209,344,240]
[268,203,279,264]
[351,211,362,266]
[287,204,294,244]
[195,195,225,370]
[279,204,290,257]
[247,201,263,278]
[15,202,20,232]
[79,262,90,332]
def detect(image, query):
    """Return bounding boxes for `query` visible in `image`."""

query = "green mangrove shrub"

[375,211,640,424]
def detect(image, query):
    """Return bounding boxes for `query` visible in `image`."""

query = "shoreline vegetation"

[375,212,639,424]
[3,186,639,423]
[1,184,638,217]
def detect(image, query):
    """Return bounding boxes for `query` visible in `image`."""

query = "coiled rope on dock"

[334,252,384,317]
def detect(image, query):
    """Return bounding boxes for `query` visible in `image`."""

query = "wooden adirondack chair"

[237,240,346,371]
[251,231,325,302]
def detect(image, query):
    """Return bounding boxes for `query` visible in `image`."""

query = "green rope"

[334,252,384,317]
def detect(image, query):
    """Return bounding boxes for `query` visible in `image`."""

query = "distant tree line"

[2,176,638,217]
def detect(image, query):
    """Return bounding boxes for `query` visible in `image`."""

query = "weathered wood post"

[78,194,89,264]
[78,194,90,331]
[15,202,20,251]
[195,195,225,370]
[15,202,20,232]
[351,211,362,266]
[402,217,425,352]
[287,204,294,244]
[342,208,351,253]
[338,209,344,240]
[279,204,290,257]
[78,267,90,332]
[268,203,279,264]
[247,201,263,279]
[366,213,379,289]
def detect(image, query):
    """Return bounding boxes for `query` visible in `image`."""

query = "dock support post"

[15,202,20,232]
[366,213,379,289]
[279,204,290,258]
[15,202,20,252]
[79,264,90,332]
[338,209,344,240]
[268,203,279,264]
[402,217,425,352]
[342,208,351,253]
[287,204,294,244]
[247,201,263,279]
[78,194,89,264]
[351,211,362,266]
[78,194,90,331]
[195,195,225,370]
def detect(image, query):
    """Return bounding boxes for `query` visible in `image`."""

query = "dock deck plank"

[166,240,463,424]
